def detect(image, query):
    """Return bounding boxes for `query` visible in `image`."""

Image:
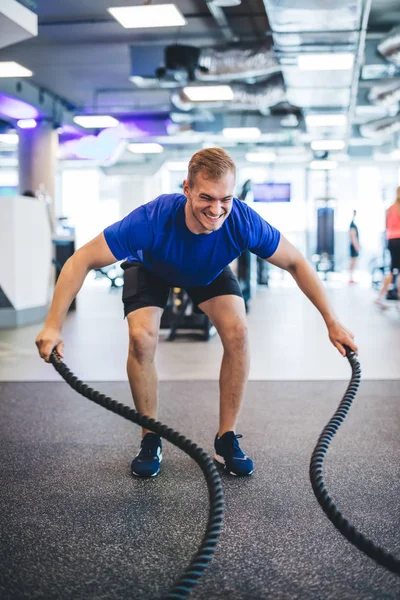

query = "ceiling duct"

[377,26,400,67]
[131,43,281,88]
[171,75,286,114]
[196,43,281,82]
[360,115,400,138]
[368,79,400,107]
[262,0,368,139]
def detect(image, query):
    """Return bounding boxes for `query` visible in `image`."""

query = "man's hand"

[35,327,64,363]
[327,321,358,357]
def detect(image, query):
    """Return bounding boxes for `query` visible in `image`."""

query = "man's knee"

[128,327,158,363]
[220,320,248,351]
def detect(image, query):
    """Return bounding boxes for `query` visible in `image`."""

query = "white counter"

[0,194,52,327]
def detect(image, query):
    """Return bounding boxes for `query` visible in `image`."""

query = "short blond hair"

[187,147,236,188]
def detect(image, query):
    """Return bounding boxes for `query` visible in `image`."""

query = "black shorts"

[121,261,243,318]
[388,238,400,271]
[350,245,359,258]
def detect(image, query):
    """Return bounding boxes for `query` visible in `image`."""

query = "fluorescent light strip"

[246,152,276,163]
[128,143,164,154]
[17,119,37,129]
[223,127,261,140]
[298,53,354,71]
[73,116,119,128]
[183,85,233,102]
[306,115,347,127]
[108,4,187,29]
[0,62,33,77]
[311,140,345,151]
[310,160,337,170]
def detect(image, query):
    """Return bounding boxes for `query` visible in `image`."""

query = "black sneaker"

[131,433,162,478]
[214,431,254,476]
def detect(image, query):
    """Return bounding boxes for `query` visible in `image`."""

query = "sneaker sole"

[131,453,162,478]
[214,453,253,477]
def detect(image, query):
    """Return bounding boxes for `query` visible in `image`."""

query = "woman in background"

[375,187,400,308]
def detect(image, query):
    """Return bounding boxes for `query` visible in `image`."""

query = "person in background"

[375,187,400,308]
[349,210,360,285]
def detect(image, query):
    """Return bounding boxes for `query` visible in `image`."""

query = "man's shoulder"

[143,194,185,233]
[150,193,185,209]
[230,198,259,224]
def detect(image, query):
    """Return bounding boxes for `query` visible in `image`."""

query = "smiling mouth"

[203,212,224,222]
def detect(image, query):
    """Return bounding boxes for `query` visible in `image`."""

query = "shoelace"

[232,434,245,456]
[140,439,160,457]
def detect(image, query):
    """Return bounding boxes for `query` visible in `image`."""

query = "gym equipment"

[310,346,400,576]
[48,346,399,600]
[160,288,216,341]
[50,350,224,600]
[94,265,124,289]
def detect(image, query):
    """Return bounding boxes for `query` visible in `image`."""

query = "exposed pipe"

[171,75,286,114]
[377,25,400,66]
[359,114,400,138]
[197,43,281,82]
[368,79,400,107]
[346,0,373,145]
[205,0,238,42]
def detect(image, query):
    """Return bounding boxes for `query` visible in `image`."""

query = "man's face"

[183,170,235,234]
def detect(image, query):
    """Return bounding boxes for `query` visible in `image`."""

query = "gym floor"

[1,276,400,381]
[1,279,399,599]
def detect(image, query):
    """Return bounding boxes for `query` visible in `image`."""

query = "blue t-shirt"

[104,193,280,288]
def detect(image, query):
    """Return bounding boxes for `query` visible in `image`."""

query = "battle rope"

[50,350,224,600]
[310,347,400,576]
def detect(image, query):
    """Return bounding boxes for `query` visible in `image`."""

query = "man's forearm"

[45,255,90,329]
[288,258,338,327]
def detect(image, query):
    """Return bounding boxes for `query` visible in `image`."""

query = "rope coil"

[50,350,224,600]
[310,347,400,576]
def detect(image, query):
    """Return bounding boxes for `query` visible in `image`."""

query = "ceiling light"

[298,54,354,71]
[311,140,345,151]
[309,160,337,170]
[17,119,37,129]
[73,116,119,128]
[0,133,18,145]
[212,0,242,6]
[128,143,164,154]
[108,4,187,29]
[246,152,276,163]
[0,62,33,77]
[280,114,299,127]
[165,161,189,170]
[183,85,233,102]
[306,115,347,127]
[223,127,261,140]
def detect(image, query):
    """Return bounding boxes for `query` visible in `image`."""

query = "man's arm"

[266,235,358,356]
[36,233,118,361]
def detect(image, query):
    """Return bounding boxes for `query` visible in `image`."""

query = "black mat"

[1,380,399,600]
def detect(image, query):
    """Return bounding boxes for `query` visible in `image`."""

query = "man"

[36,148,357,478]
[349,210,360,284]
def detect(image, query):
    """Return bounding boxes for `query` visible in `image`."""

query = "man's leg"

[198,294,250,437]
[126,306,163,437]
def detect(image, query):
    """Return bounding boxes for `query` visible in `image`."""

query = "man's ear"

[183,179,189,195]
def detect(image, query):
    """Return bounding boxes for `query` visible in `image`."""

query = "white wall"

[238,165,307,253]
